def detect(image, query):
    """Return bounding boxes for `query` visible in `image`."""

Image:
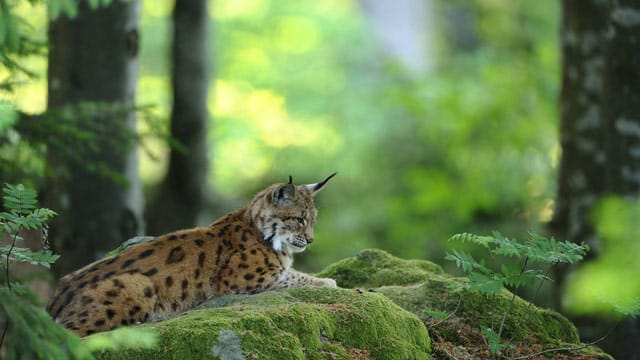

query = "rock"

[90,248,613,360]
[91,286,431,360]
[317,249,613,360]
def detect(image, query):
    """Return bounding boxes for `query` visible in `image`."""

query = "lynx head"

[249,173,336,253]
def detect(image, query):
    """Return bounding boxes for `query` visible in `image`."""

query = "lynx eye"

[296,217,306,226]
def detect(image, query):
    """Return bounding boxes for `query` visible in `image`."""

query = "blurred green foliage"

[4,0,639,332]
[564,198,640,317]
[194,0,559,269]
[1,0,562,270]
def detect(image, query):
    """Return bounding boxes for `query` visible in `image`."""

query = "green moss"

[90,287,431,360]
[316,248,444,288]
[318,249,613,359]
[377,279,578,344]
[90,248,613,360]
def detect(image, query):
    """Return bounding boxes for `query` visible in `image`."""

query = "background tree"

[46,0,143,276]
[146,0,210,235]
[551,0,608,304]
[553,0,640,358]
[594,1,640,357]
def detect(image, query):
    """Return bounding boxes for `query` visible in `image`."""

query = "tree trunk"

[550,0,609,307]
[596,3,640,358]
[46,0,143,277]
[554,0,640,358]
[603,2,640,198]
[146,0,210,235]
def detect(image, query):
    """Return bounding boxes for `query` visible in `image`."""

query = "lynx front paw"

[316,277,337,288]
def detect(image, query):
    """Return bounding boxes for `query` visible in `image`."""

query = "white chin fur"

[271,235,306,253]
[272,237,283,251]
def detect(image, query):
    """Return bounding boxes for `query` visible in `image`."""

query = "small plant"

[1,183,58,292]
[0,183,93,360]
[0,184,159,359]
[445,231,589,356]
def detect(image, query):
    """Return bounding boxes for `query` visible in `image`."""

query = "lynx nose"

[306,237,314,244]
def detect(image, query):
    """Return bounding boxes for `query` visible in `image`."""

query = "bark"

[46,0,143,276]
[554,1,640,358]
[603,2,640,197]
[595,3,640,358]
[551,0,609,311]
[146,0,210,235]
[552,0,609,262]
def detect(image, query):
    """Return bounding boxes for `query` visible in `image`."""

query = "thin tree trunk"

[146,0,210,235]
[46,0,143,276]
[551,0,609,306]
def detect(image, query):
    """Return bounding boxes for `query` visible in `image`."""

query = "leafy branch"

[1,184,57,347]
[445,231,589,357]
[1,184,58,289]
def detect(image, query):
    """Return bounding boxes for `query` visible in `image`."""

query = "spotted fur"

[46,174,337,336]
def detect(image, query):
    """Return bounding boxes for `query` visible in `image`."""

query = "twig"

[507,264,553,346]
[4,191,23,292]
[439,347,461,360]
[511,326,612,360]
[432,295,463,326]
[5,231,18,291]
[0,190,23,350]
[0,323,8,349]
[497,257,529,342]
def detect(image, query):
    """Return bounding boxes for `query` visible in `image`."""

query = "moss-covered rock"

[91,287,431,360]
[318,248,444,288]
[318,249,613,360]
[90,248,613,360]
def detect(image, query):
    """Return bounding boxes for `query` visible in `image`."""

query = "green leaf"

[468,272,504,294]
[420,308,449,321]
[445,250,491,274]
[4,247,59,268]
[0,288,94,360]
[7,282,28,295]
[449,232,494,248]
[481,326,503,354]
[500,262,521,279]
[0,99,18,133]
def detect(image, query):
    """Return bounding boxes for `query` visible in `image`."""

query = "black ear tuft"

[273,183,296,204]
[307,172,337,194]
[288,175,293,184]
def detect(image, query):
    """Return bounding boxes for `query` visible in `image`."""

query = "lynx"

[46,174,337,336]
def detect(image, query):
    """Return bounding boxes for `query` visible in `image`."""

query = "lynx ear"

[272,183,296,204]
[305,172,337,195]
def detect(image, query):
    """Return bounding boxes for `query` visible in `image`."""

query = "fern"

[444,249,491,274]
[0,184,95,359]
[0,184,159,358]
[1,184,58,282]
[446,231,589,356]
[449,232,495,248]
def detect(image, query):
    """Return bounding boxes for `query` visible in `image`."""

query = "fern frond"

[448,233,494,248]
[526,232,588,264]
[445,250,491,274]
[2,184,37,213]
